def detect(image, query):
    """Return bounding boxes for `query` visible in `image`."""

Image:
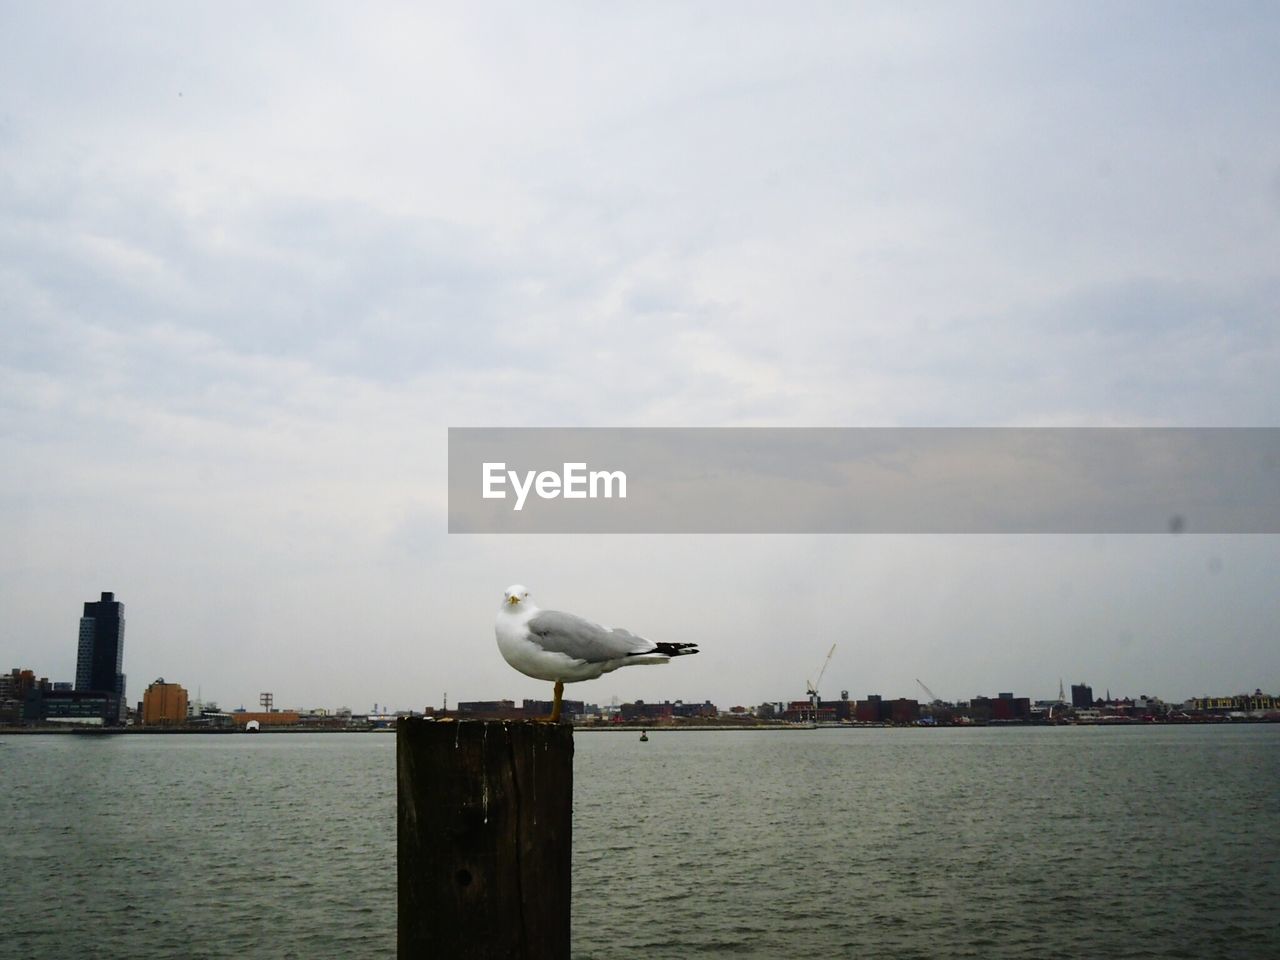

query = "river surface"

[1,725,1276,959]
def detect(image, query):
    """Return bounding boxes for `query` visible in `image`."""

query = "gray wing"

[526,609,655,663]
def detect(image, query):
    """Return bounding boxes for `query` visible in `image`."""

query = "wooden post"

[397,718,573,959]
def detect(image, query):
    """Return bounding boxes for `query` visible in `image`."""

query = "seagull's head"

[501,584,531,610]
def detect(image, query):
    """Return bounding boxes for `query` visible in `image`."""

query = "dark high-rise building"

[1071,682,1093,709]
[75,591,126,723]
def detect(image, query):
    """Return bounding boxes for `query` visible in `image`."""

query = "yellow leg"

[549,681,564,723]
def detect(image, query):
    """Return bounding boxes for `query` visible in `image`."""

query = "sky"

[2,2,1278,713]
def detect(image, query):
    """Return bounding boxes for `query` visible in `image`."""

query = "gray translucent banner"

[448,428,1280,534]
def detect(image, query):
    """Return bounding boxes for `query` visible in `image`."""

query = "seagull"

[495,584,699,722]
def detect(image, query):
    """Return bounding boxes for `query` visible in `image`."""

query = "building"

[2,669,44,724]
[523,698,588,719]
[7,670,120,726]
[850,695,920,724]
[142,678,189,725]
[671,700,719,719]
[1071,683,1093,710]
[230,710,301,728]
[1188,690,1278,715]
[831,693,855,722]
[456,699,525,719]
[855,694,884,723]
[75,591,127,723]
[24,688,115,725]
[889,698,921,724]
[1242,690,1277,712]
[619,700,674,721]
[971,693,1031,722]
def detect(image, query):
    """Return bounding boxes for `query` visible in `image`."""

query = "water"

[2,725,1276,959]
[3,733,394,959]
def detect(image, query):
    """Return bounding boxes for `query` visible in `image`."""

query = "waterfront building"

[1243,690,1277,711]
[75,591,127,723]
[850,695,920,724]
[1188,690,1278,715]
[1190,696,1236,713]
[855,694,883,723]
[524,698,588,719]
[1071,682,1093,709]
[24,689,115,725]
[971,693,1031,722]
[9,671,116,726]
[2,668,47,723]
[142,678,189,725]
[457,699,523,718]
[890,698,922,724]
[230,710,301,728]
[2,670,25,723]
[830,693,855,722]
[783,699,836,722]
[671,700,719,719]
[188,704,234,728]
[619,699,673,721]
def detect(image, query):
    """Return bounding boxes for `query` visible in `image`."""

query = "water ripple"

[1,725,1277,958]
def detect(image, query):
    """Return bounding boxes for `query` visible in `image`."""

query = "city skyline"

[9,656,1274,727]
[5,587,1273,719]
[2,5,1278,711]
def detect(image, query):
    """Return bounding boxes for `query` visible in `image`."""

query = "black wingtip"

[652,642,699,657]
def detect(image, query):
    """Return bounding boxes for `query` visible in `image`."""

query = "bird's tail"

[651,642,699,658]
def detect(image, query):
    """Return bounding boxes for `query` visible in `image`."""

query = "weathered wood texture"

[397,719,573,960]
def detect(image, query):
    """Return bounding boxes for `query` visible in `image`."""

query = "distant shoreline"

[2,717,1275,736]
[0,726,385,735]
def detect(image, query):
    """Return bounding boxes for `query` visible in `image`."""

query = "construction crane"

[915,678,942,704]
[806,644,837,722]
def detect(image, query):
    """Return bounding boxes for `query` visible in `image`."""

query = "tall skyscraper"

[75,591,127,722]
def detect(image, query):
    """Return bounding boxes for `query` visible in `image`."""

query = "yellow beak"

[507,596,520,605]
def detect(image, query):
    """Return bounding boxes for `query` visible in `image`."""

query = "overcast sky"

[2,2,1278,712]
